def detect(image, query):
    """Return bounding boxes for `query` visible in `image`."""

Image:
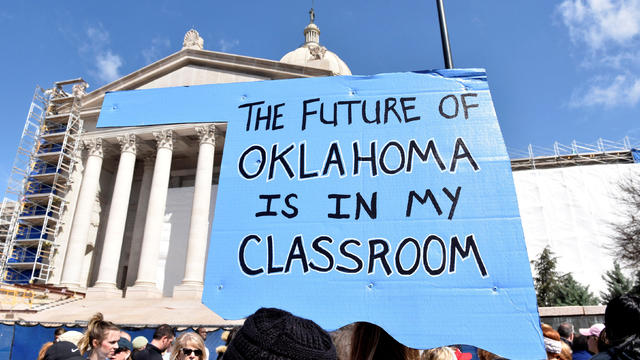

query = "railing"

[508,136,639,159]
[24,182,55,196]
[41,123,66,135]
[7,248,43,263]
[30,161,59,175]
[19,203,52,218]
[508,137,640,170]
[0,286,33,309]
[36,143,63,154]
[15,225,46,240]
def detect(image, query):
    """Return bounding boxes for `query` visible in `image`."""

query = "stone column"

[60,138,104,290]
[125,156,154,286]
[126,130,173,298]
[87,134,137,298]
[174,125,216,299]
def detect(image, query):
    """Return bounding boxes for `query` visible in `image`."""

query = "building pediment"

[80,48,334,111]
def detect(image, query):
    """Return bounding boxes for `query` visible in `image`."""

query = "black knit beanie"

[223,308,337,360]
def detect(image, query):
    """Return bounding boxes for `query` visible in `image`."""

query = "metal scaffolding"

[0,79,87,284]
[508,137,640,171]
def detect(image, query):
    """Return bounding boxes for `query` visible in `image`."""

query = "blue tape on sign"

[98,70,546,358]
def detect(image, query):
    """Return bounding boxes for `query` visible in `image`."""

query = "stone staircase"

[31,295,83,312]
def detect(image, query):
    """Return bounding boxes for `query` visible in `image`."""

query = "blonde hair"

[559,341,572,360]
[170,332,206,360]
[78,313,119,355]
[421,347,456,360]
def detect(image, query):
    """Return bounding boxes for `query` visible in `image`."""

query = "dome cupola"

[280,8,352,76]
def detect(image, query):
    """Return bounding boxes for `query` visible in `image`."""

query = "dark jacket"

[132,343,163,360]
[591,335,640,360]
[572,349,591,360]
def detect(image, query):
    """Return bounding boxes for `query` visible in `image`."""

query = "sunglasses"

[115,347,130,354]
[181,348,203,356]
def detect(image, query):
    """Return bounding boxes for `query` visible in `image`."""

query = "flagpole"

[436,0,453,69]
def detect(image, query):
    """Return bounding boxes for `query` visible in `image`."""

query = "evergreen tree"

[555,273,599,306]
[531,246,599,306]
[601,261,633,303]
[532,246,561,307]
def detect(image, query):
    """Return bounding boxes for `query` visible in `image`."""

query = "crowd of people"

[537,294,640,360]
[36,316,207,360]
[34,293,640,360]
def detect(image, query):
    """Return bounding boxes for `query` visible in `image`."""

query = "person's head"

[169,332,206,360]
[604,294,640,344]
[221,328,237,345]
[54,327,66,342]
[557,323,574,342]
[152,324,176,351]
[119,331,131,341]
[422,346,456,360]
[114,337,133,360]
[78,313,120,359]
[597,327,610,353]
[578,323,604,354]
[196,327,207,341]
[37,341,53,360]
[132,336,148,351]
[541,323,563,360]
[350,322,420,360]
[221,330,231,343]
[43,340,84,360]
[58,330,84,346]
[571,334,588,353]
[224,307,337,360]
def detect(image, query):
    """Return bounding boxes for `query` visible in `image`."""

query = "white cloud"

[77,23,124,85]
[95,51,123,82]
[87,26,110,46]
[142,37,171,64]
[593,50,640,69]
[558,0,640,50]
[218,39,239,52]
[557,1,640,108]
[570,75,640,107]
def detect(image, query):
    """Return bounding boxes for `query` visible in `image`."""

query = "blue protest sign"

[98,70,545,358]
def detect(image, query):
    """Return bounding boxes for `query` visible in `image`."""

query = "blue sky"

[0,1,639,179]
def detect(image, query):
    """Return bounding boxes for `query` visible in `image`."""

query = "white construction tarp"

[513,163,640,297]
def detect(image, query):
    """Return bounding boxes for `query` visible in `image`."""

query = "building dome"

[280,9,352,76]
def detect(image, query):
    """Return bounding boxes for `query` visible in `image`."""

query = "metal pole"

[436,0,454,69]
